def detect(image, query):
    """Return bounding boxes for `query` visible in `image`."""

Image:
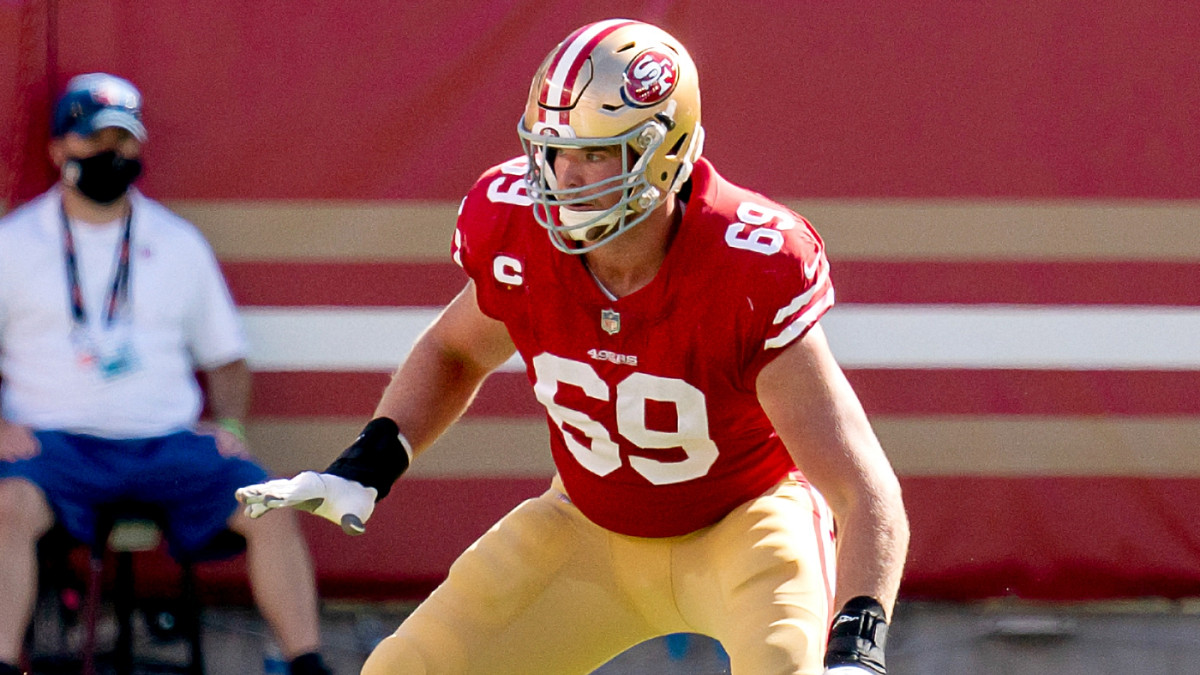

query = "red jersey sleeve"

[732,209,835,387]
[450,156,532,320]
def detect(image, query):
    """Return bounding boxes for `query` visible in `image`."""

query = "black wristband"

[323,417,411,501]
[824,596,889,674]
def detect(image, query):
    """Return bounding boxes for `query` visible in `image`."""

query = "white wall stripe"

[242,308,441,371]
[241,307,527,372]
[822,305,1200,369]
[240,305,1200,372]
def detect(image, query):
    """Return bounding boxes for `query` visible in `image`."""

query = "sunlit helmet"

[518,19,704,254]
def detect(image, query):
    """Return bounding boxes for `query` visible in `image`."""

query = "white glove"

[235,471,378,535]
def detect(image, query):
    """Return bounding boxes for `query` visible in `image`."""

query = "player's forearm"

[315,342,489,505]
[830,484,909,618]
[370,281,514,458]
[203,358,252,422]
[321,282,511,498]
[371,337,493,458]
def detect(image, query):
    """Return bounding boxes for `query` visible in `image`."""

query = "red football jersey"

[452,156,834,537]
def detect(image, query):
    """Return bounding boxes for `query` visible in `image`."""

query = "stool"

[89,503,201,675]
[30,501,245,675]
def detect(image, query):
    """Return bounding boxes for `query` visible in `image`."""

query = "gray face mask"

[63,150,143,204]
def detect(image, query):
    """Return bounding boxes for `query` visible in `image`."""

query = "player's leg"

[363,483,660,675]
[148,432,322,658]
[677,478,835,675]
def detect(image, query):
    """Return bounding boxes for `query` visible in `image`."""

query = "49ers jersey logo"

[622,49,678,107]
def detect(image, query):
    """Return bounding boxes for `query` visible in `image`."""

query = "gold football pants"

[362,476,836,675]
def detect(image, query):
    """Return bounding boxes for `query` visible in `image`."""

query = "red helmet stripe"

[538,19,637,125]
[538,23,593,120]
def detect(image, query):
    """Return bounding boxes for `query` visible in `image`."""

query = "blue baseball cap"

[52,73,147,142]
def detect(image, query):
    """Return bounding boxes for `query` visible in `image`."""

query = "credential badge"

[601,308,621,336]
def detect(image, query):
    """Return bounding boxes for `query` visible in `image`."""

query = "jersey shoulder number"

[722,200,802,256]
[703,187,834,370]
[452,156,532,275]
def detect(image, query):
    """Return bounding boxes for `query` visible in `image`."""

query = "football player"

[239,19,908,675]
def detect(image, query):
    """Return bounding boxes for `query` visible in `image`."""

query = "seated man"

[0,73,331,675]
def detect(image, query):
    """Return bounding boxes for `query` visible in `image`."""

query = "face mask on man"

[62,150,143,205]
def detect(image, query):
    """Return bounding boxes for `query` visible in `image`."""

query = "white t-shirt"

[0,187,247,438]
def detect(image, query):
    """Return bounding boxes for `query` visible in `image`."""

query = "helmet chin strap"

[559,206,623,242]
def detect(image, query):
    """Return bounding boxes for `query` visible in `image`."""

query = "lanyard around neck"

[60,201,133,329]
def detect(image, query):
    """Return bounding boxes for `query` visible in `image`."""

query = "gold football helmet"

[518,19,704,254]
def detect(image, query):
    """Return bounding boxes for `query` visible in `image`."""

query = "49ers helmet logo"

[622,49,678,108]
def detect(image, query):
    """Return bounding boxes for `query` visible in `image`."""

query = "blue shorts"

[0,430,267,558]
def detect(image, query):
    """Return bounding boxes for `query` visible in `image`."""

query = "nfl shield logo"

[601,309,621,335]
